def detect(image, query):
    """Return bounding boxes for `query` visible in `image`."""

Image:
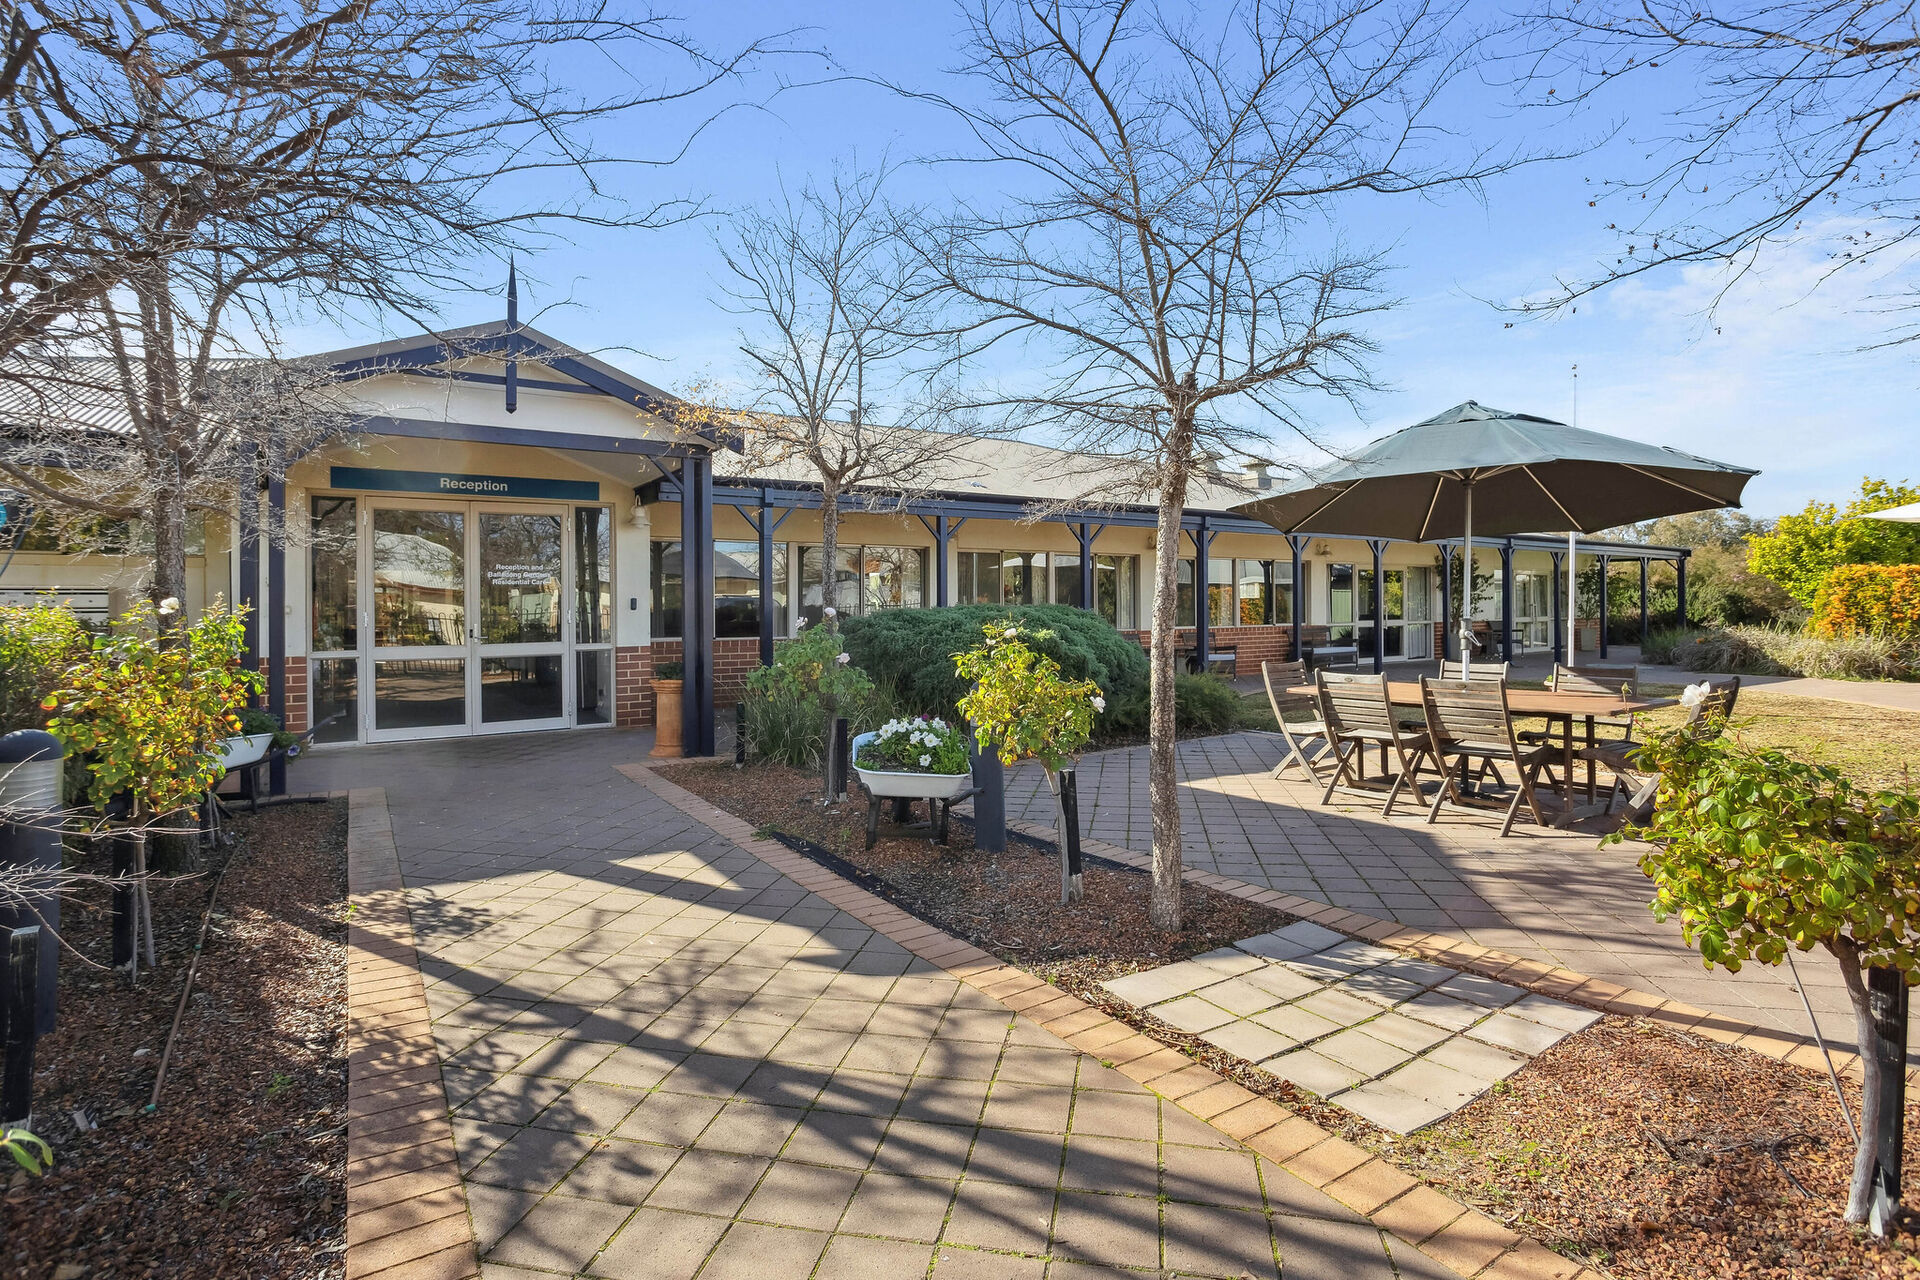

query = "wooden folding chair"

[1520,662,1638,788]
[1584,677,1741,821]
[1313,670,1434,817]
[1437,659,1508,684]
[1420,676,1554,837]
[1261,660,1330,784]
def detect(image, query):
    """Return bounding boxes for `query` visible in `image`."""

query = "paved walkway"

[998,732,1888,1056]
[307,734,1461,1280]
[1639,665,1920,711]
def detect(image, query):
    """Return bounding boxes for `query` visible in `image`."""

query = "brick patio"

[309,733,1476,1280]
[997,731,1883,1055]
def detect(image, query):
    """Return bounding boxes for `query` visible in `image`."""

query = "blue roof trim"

[352,414,702,458]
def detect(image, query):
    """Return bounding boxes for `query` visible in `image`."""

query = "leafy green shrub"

[1644,623,1917,681]
[741,623,885,767]
[1813,563,1920,637]
[653,659,684,680]
[840,604,1147,726]
[0,603,91,731]
[1103,672,1243,736]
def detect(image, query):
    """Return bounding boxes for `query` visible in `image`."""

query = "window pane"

[1001,552,1039,605]
[650,540,682,639]
[1384,569,1405,622]
[799,545,860,626]
[1096,554,1134,629]
[577,649,612,725]
[374,657,465,729]
[1236,560,1267,626]
[480,512,562,645]
[373,508,464,646]
[1328,563,1354,641]
[312,657,357,743]
[311,497,356,653]
[1051,553,1082,609]
[1207,557,1234,627]
[861,545,925,612]
[575,507,612,643]
[1176,558,1195,628]
[715,539,762,639]
[1358,568,1376,621]
[480,655,563,723]
[1406,567,1433,622]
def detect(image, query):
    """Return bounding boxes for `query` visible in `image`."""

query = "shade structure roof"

[1234,401,1758,539]
[1867,500,1920,523]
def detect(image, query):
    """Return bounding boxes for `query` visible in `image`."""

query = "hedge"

[838,604,1149,723]
[1813,564,1920,638]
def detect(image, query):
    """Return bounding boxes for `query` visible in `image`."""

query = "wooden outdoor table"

[1285,683,1677,826]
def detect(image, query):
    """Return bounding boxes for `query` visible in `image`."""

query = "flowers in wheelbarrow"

[855,715,971,775]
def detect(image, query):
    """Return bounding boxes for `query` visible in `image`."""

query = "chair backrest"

[1262,659,1310,704]
[1438,659,1508,685]
[1421,676,1519,754]
[1682,676,1741,741]
[1316,669,1399,740]
[1554,663,1639,698]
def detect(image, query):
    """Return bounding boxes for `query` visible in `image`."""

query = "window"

[1207,558,1234,626]
[575,507,612,644]
[857,545,926,613]
[798,545,858,627]
[1176,558,1196,627]
[1002,551,1042,604]
[714,539,788,639]
[1093,554,1136,629]
[311,497,356,653]
[650,539,683,639]
[1327,563,1355,643]
[957,551,1001,604]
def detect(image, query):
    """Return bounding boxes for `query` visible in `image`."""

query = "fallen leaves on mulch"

[2,800,349,1280]
[658,760,1291,977]
[1383,1016,1920,1279]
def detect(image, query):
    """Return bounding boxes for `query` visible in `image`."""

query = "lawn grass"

[1236,680,1919,792]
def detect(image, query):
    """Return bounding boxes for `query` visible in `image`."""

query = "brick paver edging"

[995,815,1911,1089]
[344,787,482,1280]
[624,761,1597,1280]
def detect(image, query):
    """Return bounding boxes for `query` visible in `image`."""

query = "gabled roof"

[320,319,677,414]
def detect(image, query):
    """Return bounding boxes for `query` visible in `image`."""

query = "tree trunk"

[1833,937,1894,1227]
[820,483,841,624]
[149,468,189,633]
[1147,440,1193,932]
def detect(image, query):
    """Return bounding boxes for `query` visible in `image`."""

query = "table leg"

[1585,717,1597,802]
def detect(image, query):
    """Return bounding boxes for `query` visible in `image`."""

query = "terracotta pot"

[649,679,684,758]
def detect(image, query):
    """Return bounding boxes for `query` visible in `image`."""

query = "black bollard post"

[0,730,62,1037]
[2,925,38,1124]
[970,733,1006,855]
[824,716,850,804]
[1056,768,1084,904]
[111,830,136,971]
[734,702,747,766]
[1869,964,1908,1235]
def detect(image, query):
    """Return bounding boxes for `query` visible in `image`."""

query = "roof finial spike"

[507,254,519,330]
[505,254,520,414]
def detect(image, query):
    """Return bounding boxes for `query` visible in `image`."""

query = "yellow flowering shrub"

[954,621,1102,772]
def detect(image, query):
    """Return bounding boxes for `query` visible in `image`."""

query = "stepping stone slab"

[1250,1004,1343,1044]
[1506,992,1605,1033]
[1426,1034,1528,1084]
[1195,977,1285,1017]
[1465,1010,1575,1056]
[1202,1020,1298,1065]
[1336,1081,1455,1134]
[1397,990,1487,1033]
[1313,1028,1415,1076]
[1241,965,1322,1003]
[1152,995,1240,1034]
[1432,971,1526,1009]
[1264,1048,1368,1097]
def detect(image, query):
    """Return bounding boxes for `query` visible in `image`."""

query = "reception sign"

[329,467,599,502]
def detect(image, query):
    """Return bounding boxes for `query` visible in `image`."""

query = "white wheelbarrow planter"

[216,733,273,770]
[850,732,977,849]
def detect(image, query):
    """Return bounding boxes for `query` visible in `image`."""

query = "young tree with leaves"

[913,0,1518,929]
[1748,478,1920,608]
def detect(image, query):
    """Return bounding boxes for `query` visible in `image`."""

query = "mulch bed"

[665,757,1920,1280]
[1388,1016,1920,1279]
[2,799,349,1280]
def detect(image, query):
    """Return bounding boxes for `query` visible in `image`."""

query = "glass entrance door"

[364,502,570,741]
[474,509,567,732]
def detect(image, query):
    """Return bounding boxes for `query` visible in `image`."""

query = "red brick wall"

[618,637,765,727]
[1119,624,1333,676]
[257,656,308,733]
[615,645,650,727]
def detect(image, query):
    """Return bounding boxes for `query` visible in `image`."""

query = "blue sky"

[305,1,1916,520]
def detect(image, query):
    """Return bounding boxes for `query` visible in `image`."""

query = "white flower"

[835,652,850,665]
[918,754,931,767]
[157,596,181,616]
[823,606,837,618]
[1003,627,1018,638]
[1679,681,1711,711]
[796,617,808,629]
[1091,695,1106,712]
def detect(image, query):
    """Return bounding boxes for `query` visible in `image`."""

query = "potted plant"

[649,660,685,758]
[851,716,974,801]
[216,706,296,770]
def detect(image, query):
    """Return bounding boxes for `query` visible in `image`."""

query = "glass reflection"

[480,513,561,644]
[373,509,465,646]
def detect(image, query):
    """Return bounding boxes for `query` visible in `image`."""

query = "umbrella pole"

[1567,530,1577,667]
[1459,483,1473,683]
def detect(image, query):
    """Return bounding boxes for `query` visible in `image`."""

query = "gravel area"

[1,800,349,1280]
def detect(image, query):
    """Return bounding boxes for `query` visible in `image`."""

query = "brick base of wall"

[258,655,309,734]
[615,637,765,728]
[1119,624,1332,676]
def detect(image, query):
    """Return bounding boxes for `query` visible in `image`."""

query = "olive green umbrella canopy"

[1235,401,1758,676]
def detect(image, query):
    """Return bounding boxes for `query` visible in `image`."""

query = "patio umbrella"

[1233,401,1758,678]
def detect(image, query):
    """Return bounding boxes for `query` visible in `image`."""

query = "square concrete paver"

[1101,922,1607,1133]
[304,733,1450,1280]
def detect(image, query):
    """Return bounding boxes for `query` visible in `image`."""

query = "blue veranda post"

[0,729,63,1037]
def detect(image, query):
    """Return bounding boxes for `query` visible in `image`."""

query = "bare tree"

[911,0,1513,929]
[700,167,978,623]
[0,0,799,612]
[1519,1,1920,330]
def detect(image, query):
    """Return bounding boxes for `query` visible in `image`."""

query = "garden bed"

[1,800,349,1280]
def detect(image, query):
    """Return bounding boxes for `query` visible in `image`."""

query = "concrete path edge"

[344,786,483,1280]
[626,760,1601,1280]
